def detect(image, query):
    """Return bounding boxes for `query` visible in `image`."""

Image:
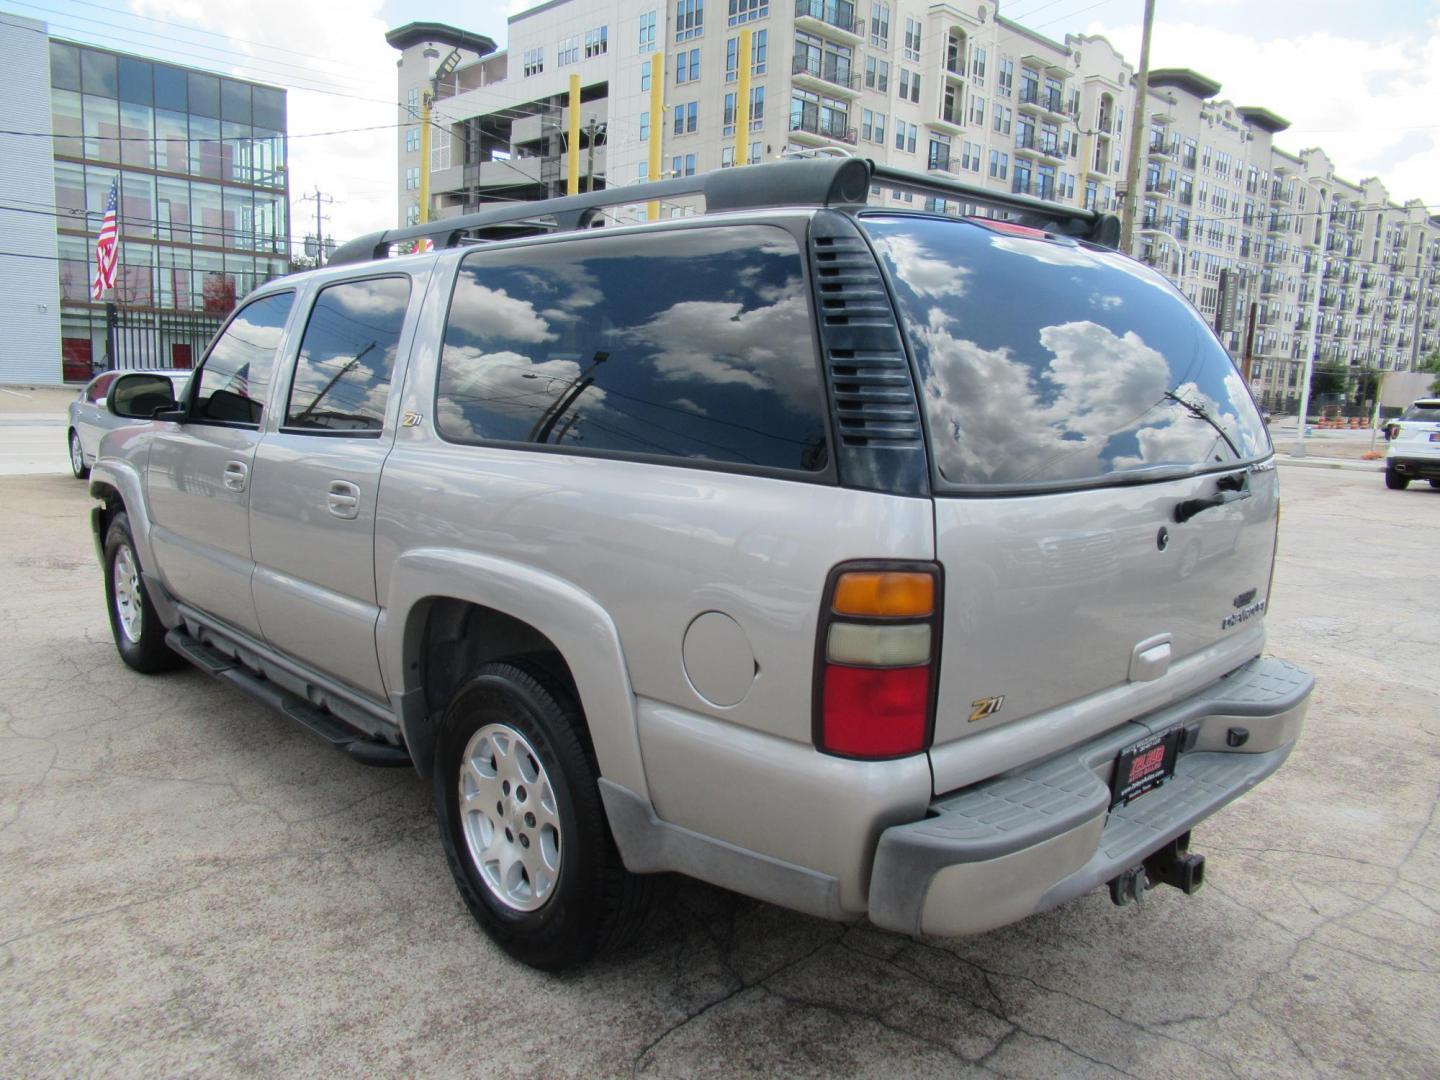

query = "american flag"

[90,179,119,300]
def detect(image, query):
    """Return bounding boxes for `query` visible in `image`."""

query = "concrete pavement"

[0,470,1436,1077]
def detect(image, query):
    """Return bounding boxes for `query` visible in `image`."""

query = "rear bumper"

[1387,456,1440,479]
[867,656,1312,937]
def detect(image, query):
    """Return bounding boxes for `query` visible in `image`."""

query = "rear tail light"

[814,562,942,760]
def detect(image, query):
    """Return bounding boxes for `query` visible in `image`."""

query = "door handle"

[326,480,361,520]
[223,460,249,492]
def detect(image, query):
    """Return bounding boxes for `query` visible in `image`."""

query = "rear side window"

[864,215,1269,489]
[1401,402,1440,423]
[193,292,294,425]
[435,225,829,473]
[285,276,411,433]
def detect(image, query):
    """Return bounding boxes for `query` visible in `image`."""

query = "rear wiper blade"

[1165,391,1240,460]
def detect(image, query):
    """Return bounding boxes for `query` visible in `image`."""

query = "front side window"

[192,291,294,424]
[285,277,411,433]
[865,216,1268,489]
[436,226,829,473]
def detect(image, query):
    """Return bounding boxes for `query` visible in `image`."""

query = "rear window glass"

[435,225,829,473]
[864,215,1269,489]
[1401,402,1440,423]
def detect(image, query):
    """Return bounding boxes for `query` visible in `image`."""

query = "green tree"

[1420,349,1440,395]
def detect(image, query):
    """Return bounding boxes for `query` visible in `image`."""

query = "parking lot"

[0,459,1436,1077]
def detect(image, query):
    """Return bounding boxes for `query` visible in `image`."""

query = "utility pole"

[1118,0,1156,255]
[1294,187,1332,457]
[308,186,334,266]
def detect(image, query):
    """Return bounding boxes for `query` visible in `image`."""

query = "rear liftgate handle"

[1173,470,1250,524]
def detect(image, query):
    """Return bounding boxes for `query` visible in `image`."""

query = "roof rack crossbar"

[326,156,1120,265]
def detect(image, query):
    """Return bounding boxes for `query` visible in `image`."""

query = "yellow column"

[734,28,752,166]
[417,91,432,225]
[567,73,581,195]
[647,52,664,221]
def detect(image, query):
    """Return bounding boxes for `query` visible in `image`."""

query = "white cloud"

[1083,15,1440,206]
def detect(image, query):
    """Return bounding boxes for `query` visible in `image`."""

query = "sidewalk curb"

[1276,456,1383,473]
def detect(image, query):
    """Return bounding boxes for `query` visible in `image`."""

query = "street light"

[1136,226,1187,280]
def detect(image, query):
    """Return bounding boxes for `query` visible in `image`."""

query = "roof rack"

[327,157,1120,266]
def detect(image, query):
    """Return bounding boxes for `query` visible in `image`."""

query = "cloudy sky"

[22,0,1440,252]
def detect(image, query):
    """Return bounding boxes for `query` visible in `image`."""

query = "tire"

[103,511,182,674]
[1384,470,1409,490]
[69,429,89,479]
[433,661,651,970]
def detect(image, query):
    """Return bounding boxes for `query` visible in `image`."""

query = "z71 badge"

[969,695,1005,723]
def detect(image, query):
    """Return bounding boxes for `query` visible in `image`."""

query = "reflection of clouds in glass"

[870,233,970,298]
[920,317,1239,482]
[1092,294,1124,310]
[324,278,409,320]
[626,278,816,409]
[452,284,558,344]
[439,347,609,440]
[989,234,1097,269]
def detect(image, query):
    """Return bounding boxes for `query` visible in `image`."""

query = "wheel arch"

[383,549,647,801]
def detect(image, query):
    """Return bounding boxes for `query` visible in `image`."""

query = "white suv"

[1384,398,1440,490]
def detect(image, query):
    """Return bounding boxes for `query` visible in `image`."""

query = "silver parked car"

[68,369,191,479]
[87,159,1312,970]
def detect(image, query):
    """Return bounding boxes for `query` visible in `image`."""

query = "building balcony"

[929,103,965,133]
[794,0,863,42]
[1145,177,1171,194]
[944,59,966,84]
[1096,113,1114,134]
[1011,175,1032,196]
[791,54,863,96]
[788,109,857,145]
[927,154,956,175]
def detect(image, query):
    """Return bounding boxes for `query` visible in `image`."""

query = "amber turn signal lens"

[832,572,935,618]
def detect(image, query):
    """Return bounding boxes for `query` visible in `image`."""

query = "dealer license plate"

[1110,727,1182,808]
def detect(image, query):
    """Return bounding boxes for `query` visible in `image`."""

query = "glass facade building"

[48,41,289,379]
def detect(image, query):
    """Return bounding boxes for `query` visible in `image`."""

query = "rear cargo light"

[814,561,943,760]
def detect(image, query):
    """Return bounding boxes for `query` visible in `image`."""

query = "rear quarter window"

[864,214,1270,489]
[435,225,830,474]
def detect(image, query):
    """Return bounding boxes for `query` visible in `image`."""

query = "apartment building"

[390,1,1440,408]
[1136,69,1440,411]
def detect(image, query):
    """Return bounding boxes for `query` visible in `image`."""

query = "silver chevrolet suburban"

[89,158,1312,970]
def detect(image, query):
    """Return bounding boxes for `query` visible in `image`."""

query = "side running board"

[165,629,411,768]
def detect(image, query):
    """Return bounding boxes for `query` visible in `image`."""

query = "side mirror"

[107,372,180,421]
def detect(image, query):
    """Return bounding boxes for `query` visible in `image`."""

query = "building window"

[640,111,650,141]
[998,58,1013,96]
[585,25,609,57]
[676,0,704,41]
[722,145,735,167]
[558,36,579,65]
[639,10,657,52]
[723,92,736,135]
[728,0,767,25]
[674,100,698,134]
[523,48,544,77]
[903,17,921,61]
[971,46,986,81]
[753,28,767,73]
[927,134,950,172]
[405,127,419,153]
[962,139,980,172]
[870,2,889,48]
[750,85,765,129]
[749,140,760,165]
[898,68,918,103]
[969,94,985,125]
[865,56,889,93]
[405,204,419,226]
[988,149,1007,180]
[676,47,700,82]
[406,87,419,118]
[671,153,697,176]
[404,166,419,191]
[726,36,738,81]
[642,62,651,91]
